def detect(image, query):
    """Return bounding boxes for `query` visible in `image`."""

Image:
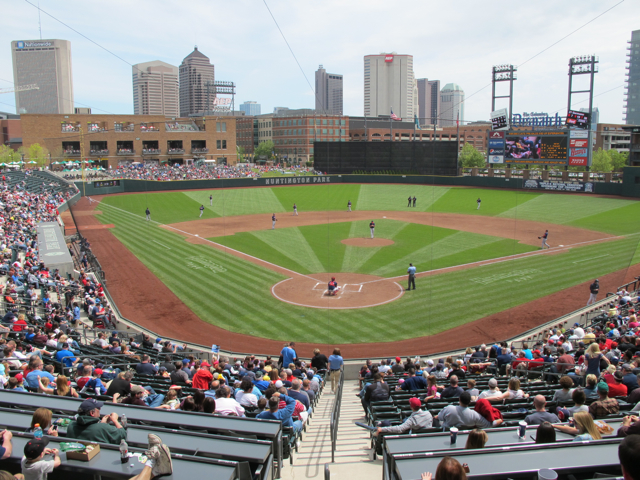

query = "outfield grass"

[95,184,640,344]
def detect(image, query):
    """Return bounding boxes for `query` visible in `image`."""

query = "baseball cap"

[596,382,609,393]
[533,350,541,356]
[427,359,434,366]
[15,373,23,383]
[156,338,162,343]
[112,331,117,335]
[622,363,633,371]
[275,380,283,388]
[24,438,49,460]
[488,378,498,388]
[574,322,580,327]
[235,360,242,365]
[94,368,103,376]
[395,356,401,363]
[408,397,422,409]
[201,362,211,368]
[131,385,145,394]
[614,371,624,382]
[263,375,270,381]
[182,359,190,364]
[80,398,104,412]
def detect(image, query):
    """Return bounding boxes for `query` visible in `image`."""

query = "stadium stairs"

[284,380,381,480]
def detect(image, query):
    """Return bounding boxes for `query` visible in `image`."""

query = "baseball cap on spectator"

[201,362,211,368]
[159,366,167,372]
[235,360,242,365]
[112,331,117,335]
[611,357,620,365]
[263,375,270,381]
[488,378,498,388]
[548,339,554,344]
[574,322,580,327]
[597,382,609,393]
[533,350,541,356]
[80,398,104,412]
[94,368,103,376]
[275,380,283,388]
[96,363,104,369]
[395,356,401,363]
[131,385,145,394]
[15,373,23,383]
[427,359,434,366]
[622,363,633,371]
[408,397,422,409]
[398,379,405,384]
[578,342,585,348]
[182,359,190,364]
[156,338,162,343]
[24,438,49,460]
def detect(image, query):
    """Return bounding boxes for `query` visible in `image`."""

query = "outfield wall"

[75,166,640,198]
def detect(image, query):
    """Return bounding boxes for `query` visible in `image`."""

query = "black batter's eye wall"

[313,141,459,176]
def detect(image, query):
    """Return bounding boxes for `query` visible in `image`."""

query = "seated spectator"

[362,373,390,411]
[75,365,93,390]
[135,355,158,376]
[54,343,79,369]
[214,386,245,416]
[552,376,575,402]
[589,382,620,418]
[556,388,589,420]
[465,379,479,401]
[465,429,488,449]
[67,398,127,445]
[478,378,502,400]
[607,371,629,398]
[21,437,61,479]
[488,377,529,402]
[378,397,433,436]
[398,368,428,391]
[553,411,602,441]
[116,385,149,406]
[535,422,557,443]
[29,408,58,437]
[192,362,213,390]
[617,415,640,437]
[524,395,560,425]
[38,375,79,398]
[256,392,302,434]
[92,332,109,349]
[437,392,492,429]
[621,364,639,392]
[441,375,464,398]
[157,389,181,410]
[169,361,191,385]
[24,359,54,390]
[627,375,640,405]
[235,377,259,407]
[202,397,216,414]
[583,374,599,398]
[618,434,640,480]
[302,379,316,404]
[106,371,134,398]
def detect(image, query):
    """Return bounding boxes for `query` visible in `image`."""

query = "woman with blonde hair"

[553,411,602,441]
[38,375,78,397]
[29,408,58,436]
[584,343,608,377]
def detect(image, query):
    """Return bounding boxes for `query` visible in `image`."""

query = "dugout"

[313,141,458,175]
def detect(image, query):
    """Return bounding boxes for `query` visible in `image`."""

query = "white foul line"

[572,254,610,264]
[152,240,171,250]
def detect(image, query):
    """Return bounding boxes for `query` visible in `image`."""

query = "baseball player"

[477,198,481,210]
[293,203,298,216]
[328,277,341,296]
[145,207,151,221]
[587,279,599,306]
[412,196,416,207]
[272,213,277,230]
[347,200,352,212]
[199,205,205,217]
[407,263,416,290]
[209,195,213,206]
[369,220,375,239]
[407,196,412,207]
[539,230,550,249]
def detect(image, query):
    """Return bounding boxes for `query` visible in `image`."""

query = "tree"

[609,150,629,172]
[459,143,486,168]
[254,140,274,160]
[236,145,245,162]
[591,148,612,173]
[28,143,49,167]
[0,145,19,164]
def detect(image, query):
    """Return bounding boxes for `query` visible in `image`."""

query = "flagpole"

[390,107,392,142]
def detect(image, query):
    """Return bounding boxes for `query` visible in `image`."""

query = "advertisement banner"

[488,155,504,164]
[524,179,593,192]
[569,139,588,148]
[569,130,589,139]
[488,148,504,155]
[489,139,505,148]
[569,148,587,157]
[488,131,505,139]
[504,130,568,165]
[569,157,588,166]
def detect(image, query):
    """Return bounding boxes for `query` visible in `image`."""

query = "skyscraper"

[11,39,74,114]
[364,53,415,119]
[132,60,179,117]
[315,65,343,115]
[416,78,441,126]
[240,101,261,116]
[179,46,215,117]
[440,83,465,127]
[625,29,640,125]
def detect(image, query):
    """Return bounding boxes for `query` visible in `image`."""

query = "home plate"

[383,216,386,218]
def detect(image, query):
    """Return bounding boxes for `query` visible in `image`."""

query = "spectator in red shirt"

[12,314,27,332]
[528,350,545,370]
[191,362,214,390]
[607,371,629,398]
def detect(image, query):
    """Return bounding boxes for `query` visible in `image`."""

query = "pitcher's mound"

[341,238,394,247]
[272,273,404,309]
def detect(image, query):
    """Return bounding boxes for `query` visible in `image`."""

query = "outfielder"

[477,198,481,210]
[272,213,277,230]
[347,200,352,212]
[145,207,151,221]
[539,229,550,249]
[293,203,298,216]
[199,205,205,217]
[369,220,375,239]
[209,195,213,206]
[407,196,412,207]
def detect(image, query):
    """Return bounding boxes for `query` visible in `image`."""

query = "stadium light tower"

[567,55,598,170]
[491,64,517,119]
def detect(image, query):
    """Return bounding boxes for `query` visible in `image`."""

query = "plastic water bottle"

[121,414,127,429]
[33,424,43,439]
[119,439,128,464]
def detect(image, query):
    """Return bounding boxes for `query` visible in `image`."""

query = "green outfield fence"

[75,166,640,198]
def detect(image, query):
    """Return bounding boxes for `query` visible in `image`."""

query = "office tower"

[416,78,441,126]
[132,60,179,117]
[240,101,261,116]
[11,39,74,114]
[315,65,343,115]
[440,83,465,127]
[625,29,640,125]
[179,46,215,117]
[364,53,415,119]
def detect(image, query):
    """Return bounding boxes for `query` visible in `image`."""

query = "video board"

[566,110,590,129]
[504,131,568,165]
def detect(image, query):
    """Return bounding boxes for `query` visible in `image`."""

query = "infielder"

[407,196,412,207]
[199,205,205,217]
[347,200,352,212]
[209,195,213,206]
[539,229,550,249]
[587,279,599,306]
[412,196,416,207]
[407,263,416,290]
[293,203,298,216]
[369,220,375,239]
[145,207,151,221]
[272,213,277,229]
[477,198,481,210]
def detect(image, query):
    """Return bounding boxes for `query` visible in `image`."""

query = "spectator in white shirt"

[214,386,245,416]
[479,378,502,399]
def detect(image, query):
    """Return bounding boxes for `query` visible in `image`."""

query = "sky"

[0,0,638,125]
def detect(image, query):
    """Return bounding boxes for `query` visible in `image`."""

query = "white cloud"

[0,0,638,123]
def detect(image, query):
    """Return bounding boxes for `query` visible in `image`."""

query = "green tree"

[254,140,274,160]
[459,143,486,168]
[591,148,612,173]
[236,145,245,162]
[0,145,19,164]
[28,143,49,167]
[609,150,628,172]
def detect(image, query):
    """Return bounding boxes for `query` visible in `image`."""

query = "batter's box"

[312,282,326,291]
[342,284,363,293]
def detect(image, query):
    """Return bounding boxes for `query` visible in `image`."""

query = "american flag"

[390,109,401,121]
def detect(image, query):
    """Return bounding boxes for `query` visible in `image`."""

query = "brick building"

[236,116,257,158]
[0,112,22,149]
[594,123,631,152]
[20,114,237,167]
[272,114,348,163]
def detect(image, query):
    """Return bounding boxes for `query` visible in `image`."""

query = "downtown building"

[315,65,343,115]
[179,47,215,117]
[439,83,464,127]
[11,39,74,114]
[132,61,179,117]
[239,101,261,116]
[364,53,416,120]
[416,78,440,126]
[625,29,640,125]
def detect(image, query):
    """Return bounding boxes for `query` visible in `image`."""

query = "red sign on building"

[569,157,588,166]
[385,55,394,63]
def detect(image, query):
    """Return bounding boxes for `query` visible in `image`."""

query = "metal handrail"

[329,368,344,463]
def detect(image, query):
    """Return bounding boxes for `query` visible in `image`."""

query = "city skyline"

[0,1,638,124]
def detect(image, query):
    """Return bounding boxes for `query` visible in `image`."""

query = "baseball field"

[79,183,640,349]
